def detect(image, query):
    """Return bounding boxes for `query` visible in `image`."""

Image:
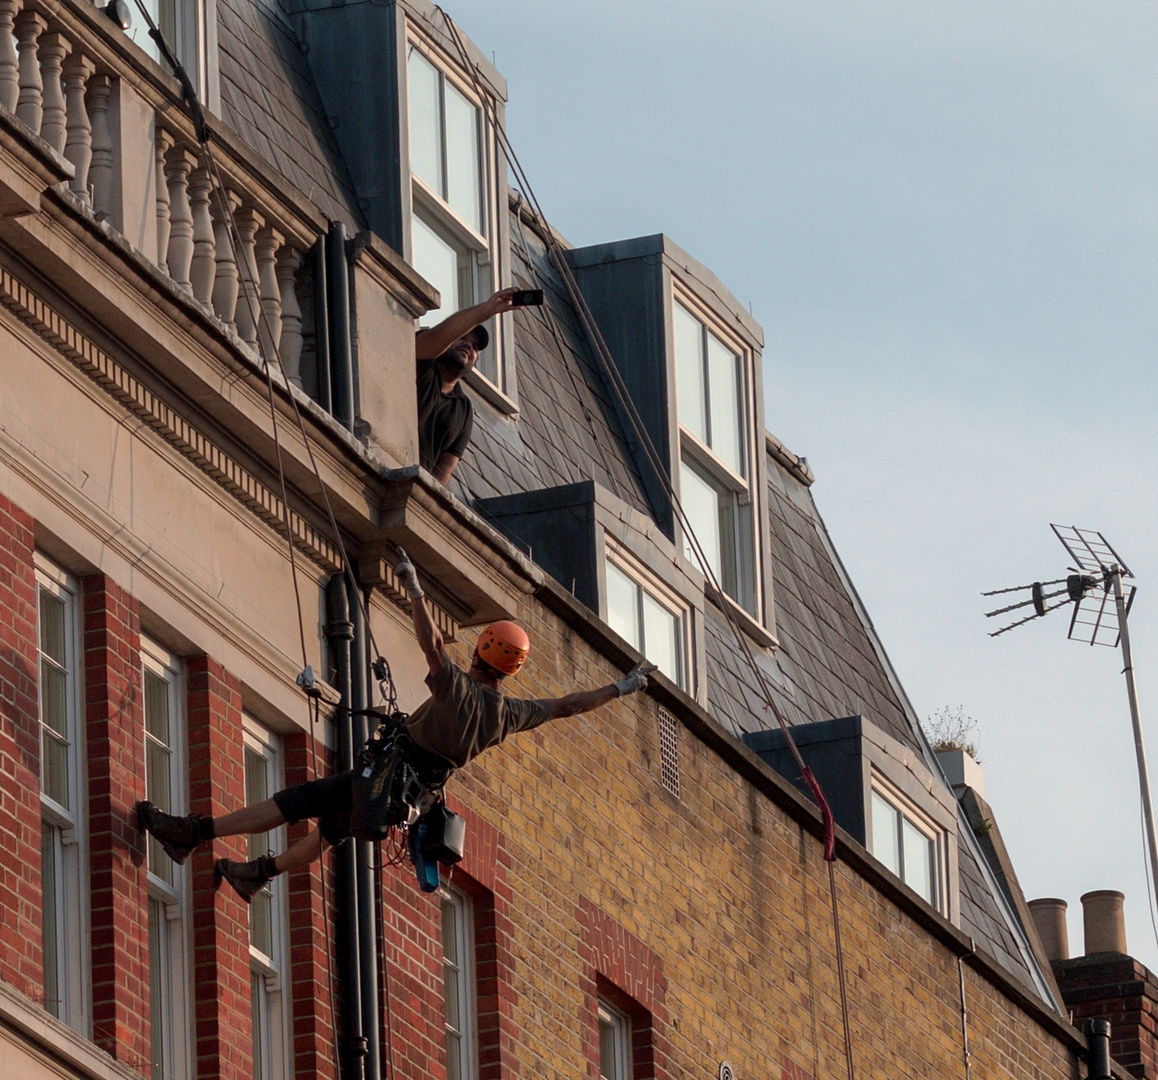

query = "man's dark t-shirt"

[417,357,473,471]
[406,655,552,768]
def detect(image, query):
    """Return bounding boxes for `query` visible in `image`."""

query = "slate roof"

[217,0,363,228]
[209,11,1055,1005]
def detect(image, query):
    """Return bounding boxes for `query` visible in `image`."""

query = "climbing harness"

[348,658,464,890]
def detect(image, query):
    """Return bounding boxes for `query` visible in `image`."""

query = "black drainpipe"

[348,568,381,1080]
[312,235,332,414]
[326,577,366,1080]
[1084,1019,1112,1080]
[326,220,355,432]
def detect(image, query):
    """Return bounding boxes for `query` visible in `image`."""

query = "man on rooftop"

[415,288,520,484]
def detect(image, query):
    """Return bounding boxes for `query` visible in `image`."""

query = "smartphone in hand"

[511,289,544,307]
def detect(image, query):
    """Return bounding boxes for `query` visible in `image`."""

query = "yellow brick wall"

[407,598,1085,1080]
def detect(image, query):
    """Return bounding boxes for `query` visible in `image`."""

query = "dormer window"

[406,35,508,391]
[604,547,691,691]
[673,293,757,614]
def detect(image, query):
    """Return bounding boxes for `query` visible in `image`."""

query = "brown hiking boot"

[216,855,278,903]
[136,800,206,864]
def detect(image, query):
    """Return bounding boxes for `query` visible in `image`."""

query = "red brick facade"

[83,573,150,1066]
[284,728,340,1080]
[1055,955,1158,1078]
[187,655,252,1080]
[576,897,669,1080]
[0,496,41,999]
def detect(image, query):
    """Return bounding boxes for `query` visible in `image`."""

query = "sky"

[448,2,1158,972]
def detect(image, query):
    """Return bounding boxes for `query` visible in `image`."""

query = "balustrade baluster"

[255,226,283,361]
[277,247,304,388]
[233,207,263,348]
[164,143,197,292]
[154,127,173,274]
[37,31,67,153]
[211,188,241,330]
[0,0,20,114]
[87,75,113,214]
[62,52,93,202]
[188,167,215,304]
[14,10,46,135]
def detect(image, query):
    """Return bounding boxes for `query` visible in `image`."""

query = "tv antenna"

[983,525,1155,911]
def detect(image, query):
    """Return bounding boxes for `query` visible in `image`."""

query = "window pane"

[871,792,900,876]
[902,817,935,905]
[408,48,443,195]
[412,213,461,327]
[42,727,70,808]
[605,562,641,650]
[680,459,722,585]
[145,671,171,743]
[445,1033,463,1080]
[642,591,680,688]
[599,1015,618,1080]
[444,80,482,233]
[674,303,706,444]
[251,972,265,1080]
[149,897,168,1080]
[147,740,174,884]
[40,660,68,738]
[39,591,66,665]
[42,823,60,1018]
[706,331,744,477]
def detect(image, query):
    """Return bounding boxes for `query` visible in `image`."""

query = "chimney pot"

[1027,897,1069,962]
[1081,890,1127,955]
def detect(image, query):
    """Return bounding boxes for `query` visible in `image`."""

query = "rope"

[125,5,389,1074]
[437,9,851,1073]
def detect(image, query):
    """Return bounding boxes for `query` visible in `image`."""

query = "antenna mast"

[984,525,1156,912]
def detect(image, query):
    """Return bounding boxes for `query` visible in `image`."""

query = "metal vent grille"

[658,708,680,799]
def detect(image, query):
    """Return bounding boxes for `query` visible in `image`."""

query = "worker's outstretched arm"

[395,549,444,677]
[546,662,656,720]
[415,288,519,361]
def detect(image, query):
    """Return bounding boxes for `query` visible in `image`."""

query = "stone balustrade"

[0,0,315,385]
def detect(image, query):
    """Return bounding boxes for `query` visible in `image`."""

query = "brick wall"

[389,601,1086,1080]
[0,496,41,998]
[1055,954,1158,1078]
[83,573,150,1066]
[188,655,253,1080]
[284,728,340,1080]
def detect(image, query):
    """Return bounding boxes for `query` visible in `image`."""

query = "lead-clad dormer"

[567,235,773,636]
[286,0,515,401]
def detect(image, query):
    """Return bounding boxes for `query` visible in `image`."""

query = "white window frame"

[868,771,948,913]
[603,542,692,693]
[244,720,291,1080]
[143,640,192,1080]
[440,885,478,1080]
[672,287,760,616]
[405,29,510,398]
[126,0,215,106]
[598,1000,632,1080]
[35,556,88,1032]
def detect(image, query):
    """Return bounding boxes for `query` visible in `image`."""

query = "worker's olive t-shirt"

[405,655,552,769]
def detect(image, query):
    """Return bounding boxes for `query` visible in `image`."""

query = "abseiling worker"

[415,288,521,485]
[138,549,655,902]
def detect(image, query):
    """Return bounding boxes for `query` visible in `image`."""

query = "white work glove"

[614,661,657,697]
[394,548,424,600]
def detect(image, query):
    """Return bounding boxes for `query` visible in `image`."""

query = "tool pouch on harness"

[349,715,454,843]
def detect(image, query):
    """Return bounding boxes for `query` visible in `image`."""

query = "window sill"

[708,589,779,651]
[464,368,519,417]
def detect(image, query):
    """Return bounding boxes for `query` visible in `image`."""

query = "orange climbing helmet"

[475,621,530,676]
